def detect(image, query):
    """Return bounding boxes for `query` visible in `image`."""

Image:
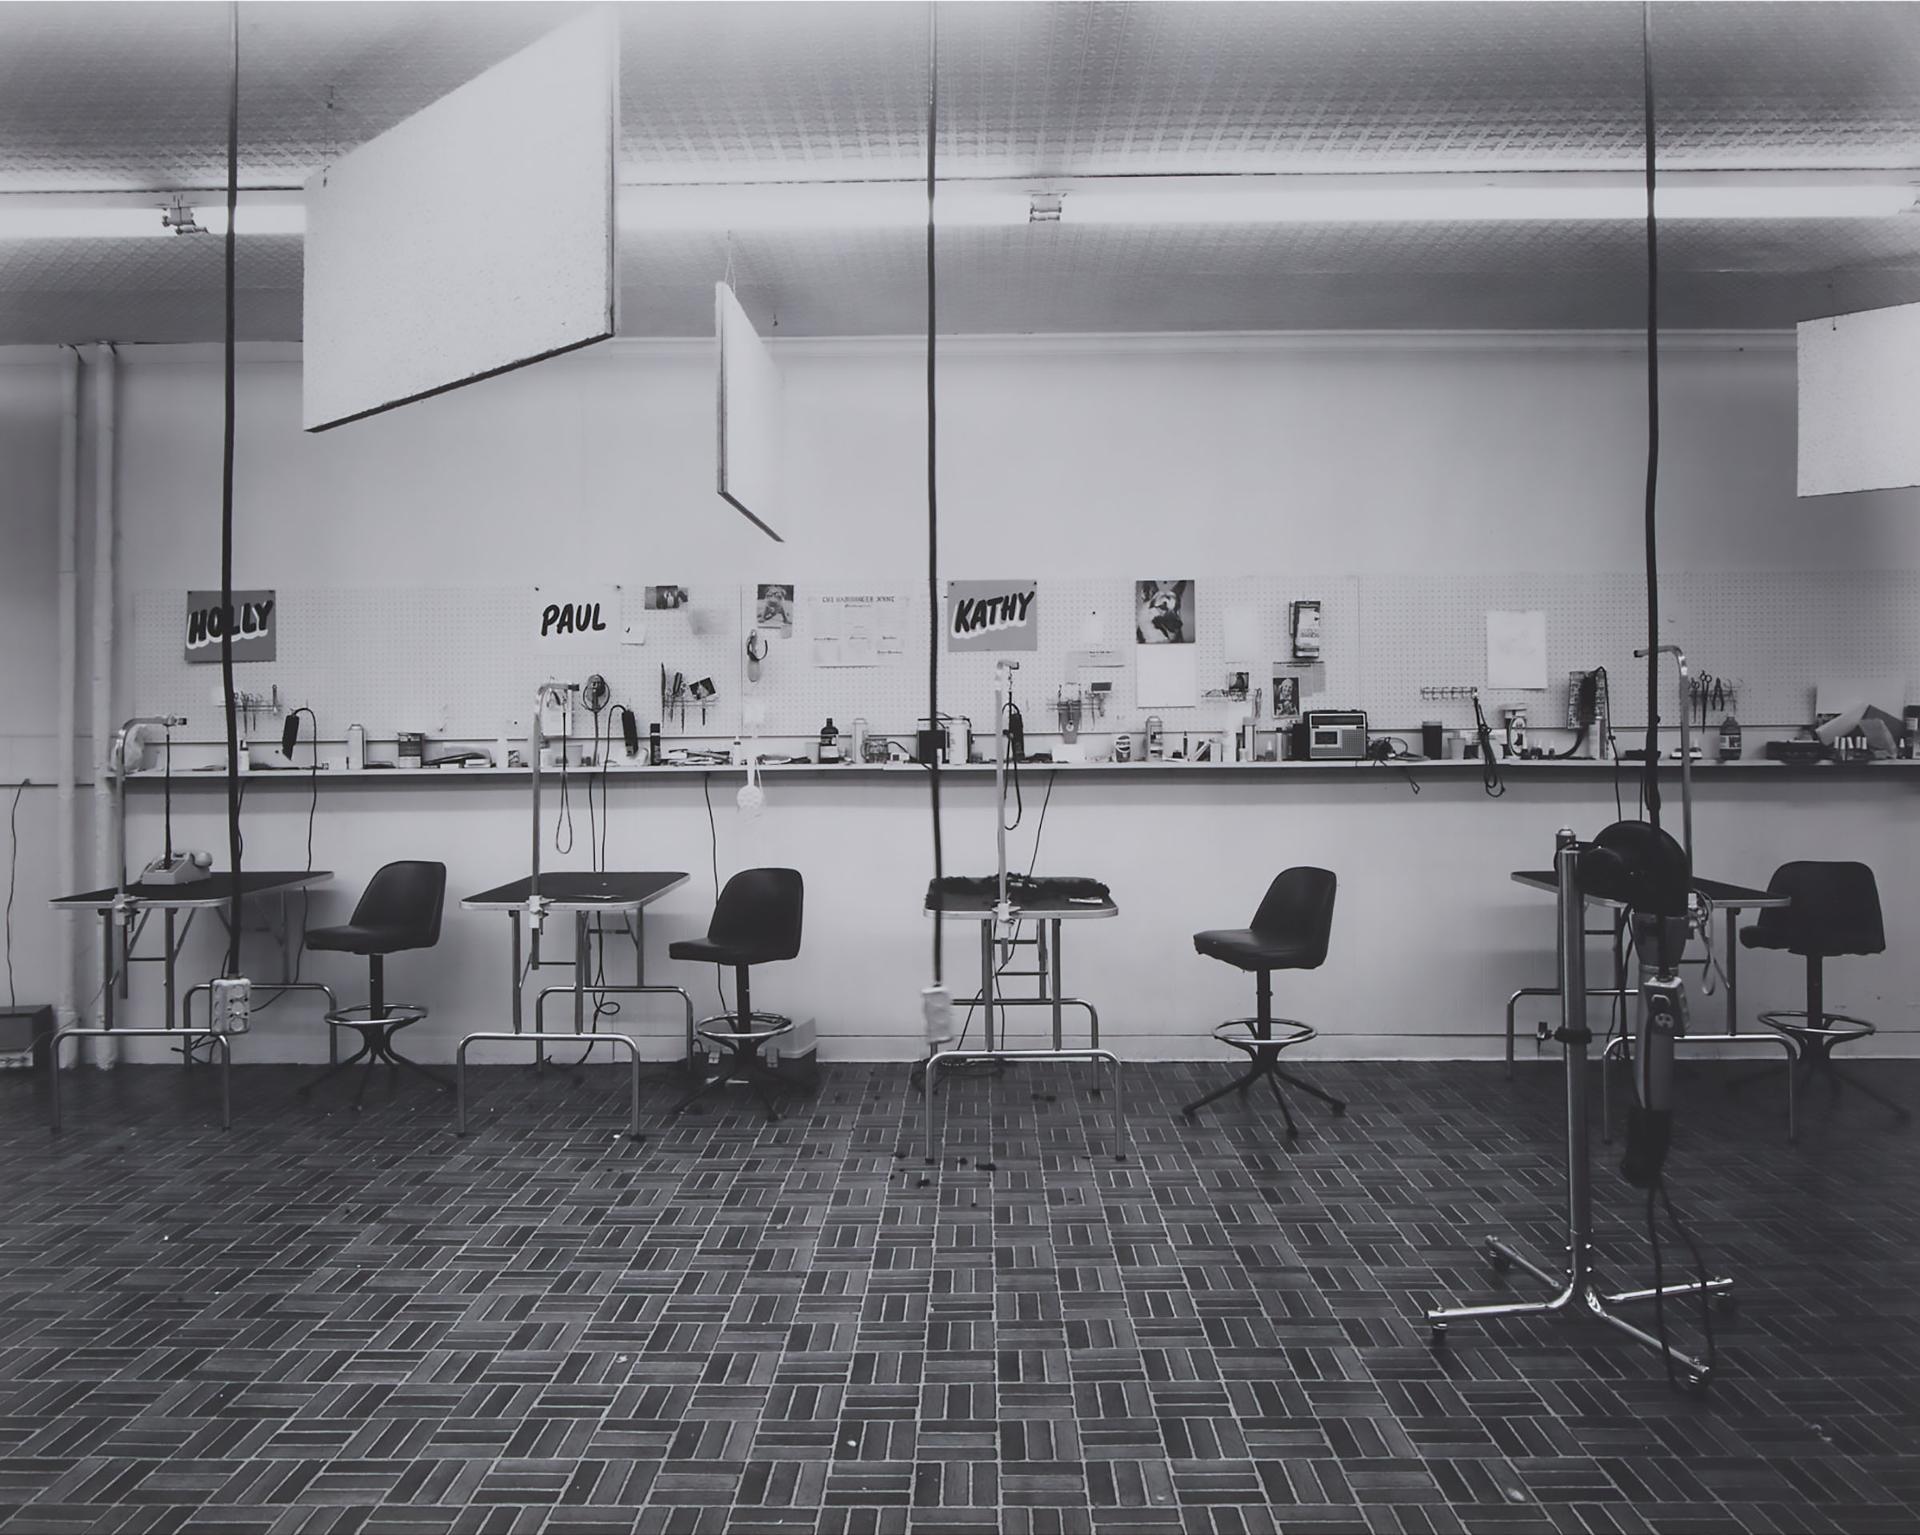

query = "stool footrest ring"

[1212,1017,1317,1053]
[696,1011,794,1048]
[326,1002,430,1029]
[1758,1009,1875,1045]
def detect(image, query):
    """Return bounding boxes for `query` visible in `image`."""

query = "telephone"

[141,850,212,886]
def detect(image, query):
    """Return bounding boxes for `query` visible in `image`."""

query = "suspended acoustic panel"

[715,280,785,541]
[1798,300,1920,497]
[301,10,618,432]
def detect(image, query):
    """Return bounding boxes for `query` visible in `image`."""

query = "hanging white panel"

[1797,301,1920,497]
[715,281,785,541]
[302,11,619,432]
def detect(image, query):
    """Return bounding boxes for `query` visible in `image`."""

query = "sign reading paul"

[185,590,276,664]
[947,579,1039,653]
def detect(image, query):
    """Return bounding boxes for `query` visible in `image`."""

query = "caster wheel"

[1712,1292,1738,1317]
[1684,1368,1712,1396]
[1429,1324,1447,1346]
[1487,1248,1513,1275]
[1331,1102,1347,1117]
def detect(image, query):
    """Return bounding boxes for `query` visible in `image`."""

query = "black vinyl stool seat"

[1182,867,1346,1136]
[302,860,451,1107]
[1734,860,1907,1119]
[669,868,804,1121]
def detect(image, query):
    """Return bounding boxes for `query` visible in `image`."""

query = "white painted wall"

[9,333,1920,1061]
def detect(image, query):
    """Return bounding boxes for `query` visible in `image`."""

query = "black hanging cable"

[218,0,244,977]
[924,1,944,986]
[5,781,23,1009]
[1639,0,1663,833]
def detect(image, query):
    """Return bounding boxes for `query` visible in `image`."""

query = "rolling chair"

[303,860,451,1107]
[1182,867,1346,1135]
[1734,860,1908,1119]
[670,868,804,1121]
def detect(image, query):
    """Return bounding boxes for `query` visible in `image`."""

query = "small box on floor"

[0,1005,55,1070]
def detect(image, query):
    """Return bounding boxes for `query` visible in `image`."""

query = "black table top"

[462,872,691,910]
[1512,869,1786,907]
[926,883,1118,919]
[52,871,332,908]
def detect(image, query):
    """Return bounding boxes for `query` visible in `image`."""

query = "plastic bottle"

[820,718,841,764]
[1719,715,1742,762]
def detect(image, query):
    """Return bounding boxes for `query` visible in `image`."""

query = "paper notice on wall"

[1136,643,1198,707]
[1486,610,1548,690]
[811,590,906,667]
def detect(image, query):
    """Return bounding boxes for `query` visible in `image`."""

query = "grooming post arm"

[1635,645,1692,864]
[1555,829,1593,1253]
[528,688,546,964]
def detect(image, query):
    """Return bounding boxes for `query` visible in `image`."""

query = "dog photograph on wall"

[1135,579,1195,644]
[1272,674,1301,719]
[644,585,689,610]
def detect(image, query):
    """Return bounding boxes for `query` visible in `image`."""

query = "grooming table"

[456,871,694,1137]
[48,870,334,1131]
[919,880,1124,1167]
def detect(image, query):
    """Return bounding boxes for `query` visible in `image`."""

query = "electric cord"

[218,3,242,979]
[5,781,23,1008]
[923,2,943,989]
[1471,693,1505,798]
[1640,0,1664,833]
[1002,702,1024,830]
[702,771,729,1018]
[554,712,574,855]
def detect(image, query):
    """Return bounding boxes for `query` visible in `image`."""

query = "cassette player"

[1306,710,1369,760]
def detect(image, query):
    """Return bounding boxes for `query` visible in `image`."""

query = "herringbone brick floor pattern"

[0,1056,1913,1535]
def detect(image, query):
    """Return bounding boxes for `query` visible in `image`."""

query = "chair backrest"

[709,867,804,963]
[1752,860,1884,957]
[1250,866,1338,965]
[349,860,447,952]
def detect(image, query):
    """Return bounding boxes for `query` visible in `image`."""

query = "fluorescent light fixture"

[0,203,170,240]
[194,202,308,237]
[618,181,1029,231]
[0,195,309,239]
[1060,176,1919,226]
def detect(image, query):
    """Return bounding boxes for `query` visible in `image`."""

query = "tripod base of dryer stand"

[1427,1235,1734,1393]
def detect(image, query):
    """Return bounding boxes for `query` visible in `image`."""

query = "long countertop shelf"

[126,756,1920,784]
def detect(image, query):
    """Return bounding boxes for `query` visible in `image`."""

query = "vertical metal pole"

[1724,908,1739,1035]
[529,688,545,970]
[1555,831,1593,1281]
[1049,920,1063,1050]
[101,909,115,1030]
[574,912,588,1034]
[981,920,996,1053]
[509,913,523,1035]
[164,909,178,1037]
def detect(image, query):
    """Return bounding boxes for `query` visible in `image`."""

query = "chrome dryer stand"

[1426,829,1733,1392]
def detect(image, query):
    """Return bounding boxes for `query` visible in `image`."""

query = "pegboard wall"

[131,568,1919,752]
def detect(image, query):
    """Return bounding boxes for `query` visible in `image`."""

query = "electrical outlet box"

[210,977,252,1035]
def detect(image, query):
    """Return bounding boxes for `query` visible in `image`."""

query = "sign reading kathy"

[947,580,1039,653]
[185,590,276,663]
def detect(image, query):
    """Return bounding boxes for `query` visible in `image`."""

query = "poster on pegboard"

[812,590,906,667]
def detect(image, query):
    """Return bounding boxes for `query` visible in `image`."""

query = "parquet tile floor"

[0,1056,1913,1535]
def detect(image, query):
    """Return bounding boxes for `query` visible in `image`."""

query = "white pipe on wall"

[54,347,80,1037]
[88,343,117,1060]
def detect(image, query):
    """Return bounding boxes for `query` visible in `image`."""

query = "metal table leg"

[1724,907,1740,1035]
[509,912,523,1035]
[574,912,588,1035]
[981,921,997,1053]
[1049,920,1064,1049]
[100,909,115,1032]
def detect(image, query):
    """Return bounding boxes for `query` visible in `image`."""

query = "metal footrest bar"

[1603,1030,1798,1144]
[49,1026,232,1133]
[922,1047,1125,1172]
[455,1031,645,1138]
[533,983,698,1078]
